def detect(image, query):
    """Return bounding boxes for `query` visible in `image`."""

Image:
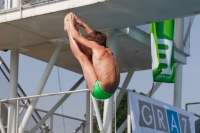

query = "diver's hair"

[85,30,107,47]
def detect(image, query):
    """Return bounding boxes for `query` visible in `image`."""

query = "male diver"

[64,13,120,100]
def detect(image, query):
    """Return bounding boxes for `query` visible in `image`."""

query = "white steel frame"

[7,46,19,133]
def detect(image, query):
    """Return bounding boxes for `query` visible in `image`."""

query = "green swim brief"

[92,80,113,100]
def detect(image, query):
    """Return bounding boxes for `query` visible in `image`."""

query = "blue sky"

[0,15,199,111]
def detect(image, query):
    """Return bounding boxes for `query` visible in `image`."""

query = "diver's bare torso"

[92,45,120,94]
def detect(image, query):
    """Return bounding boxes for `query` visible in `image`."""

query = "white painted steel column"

[86,91,90,133]
[127,93,131,133]
[12,0,20,8]
[4,0,8,9]
[173,63,183,108]
[16,99,19,133]
[103,30,118,133]
[0,118,5,133]
[174,18,184,108]
[175,18,184,50]
[7,46,19,133]
[19,41,64,133]
[92,97,103,132]
[7,0,11,9]
[90,95,93,133]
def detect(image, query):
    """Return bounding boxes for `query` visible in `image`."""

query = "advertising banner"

[151,20,175,83]
[129,92,195,133]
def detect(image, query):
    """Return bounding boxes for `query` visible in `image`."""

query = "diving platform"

[0,0,198,73]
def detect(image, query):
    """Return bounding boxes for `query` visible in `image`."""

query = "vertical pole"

[16,99,19,133]
[0,118,5,133]
[90,95,93,133]
[19,41,64,133]
[7,0,10,9]
[174,18,184,108]
[0,103,6,133]
[91,97,103,132]
[173,63,183,108]
[50,115,53,133]
[7,46,19,133]
[12,0,19,8]
[103,30,118,133]
[4,0,8,9]
[114,93,116,133]
[175,18,184,50]
[127,93,131,133]
[86,90,90,133]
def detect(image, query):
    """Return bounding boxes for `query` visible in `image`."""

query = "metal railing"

[0,57,48,131]
[0,0,61,10]
[0,89,88,133]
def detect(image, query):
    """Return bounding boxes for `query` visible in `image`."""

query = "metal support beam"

[173,63,183,108]
[29,76,84,133]
[119,27,188,64]
[175,18,184,50]
[7,0,11,9]
[0,102,6,133]
[147,82,162,97]
[16,99,19,133]
[103,30,118,133]
[19,99,28,115]
[86,91,90,133]
[19,41,64,133]
[183,16,195,45]
[0,57,46,130]
[116,119,127,133]
[90,95,93,133]
[173,18,184,108]
[73,122,85,133]
[92,97,103,133]
[116,91,131,133]
[4,0,8,9]
[7,46,19,133]
[12,0,20,8]
[0,118,5,133]
[116,70,134,109]
[0,58,2,66]
[50,115,53,133]
[127,94,131,133]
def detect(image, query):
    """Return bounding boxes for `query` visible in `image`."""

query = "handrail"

[0,56,46,130]
[0,89,89,102]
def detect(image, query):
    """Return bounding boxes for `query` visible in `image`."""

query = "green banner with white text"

[151,20,175,83]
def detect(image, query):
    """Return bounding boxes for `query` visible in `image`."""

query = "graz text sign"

[129,92,195,133]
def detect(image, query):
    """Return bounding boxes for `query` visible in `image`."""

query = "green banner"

[151,20,175,83]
